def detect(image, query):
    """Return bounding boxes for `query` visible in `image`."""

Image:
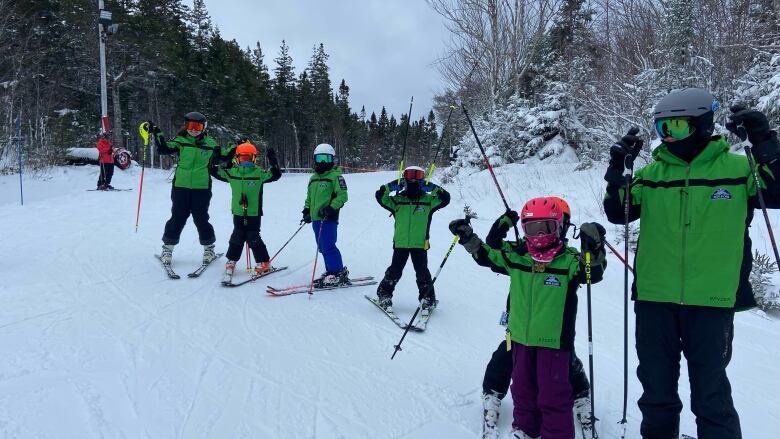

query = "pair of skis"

[266,276,376,296]
[221,266,287,287]
[364,295,437,332]
[155,253,224,280]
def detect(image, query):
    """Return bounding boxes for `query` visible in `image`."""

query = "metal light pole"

[97,1,112,134]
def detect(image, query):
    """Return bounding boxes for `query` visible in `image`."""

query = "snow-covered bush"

[750,250,780,312]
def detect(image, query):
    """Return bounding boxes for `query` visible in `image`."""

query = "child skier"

[210,142,281,283]
[374,165,450,313]
[301,143,349,287]
[480,197,594,439]
[449,197,606,439]
[149,112,228,266]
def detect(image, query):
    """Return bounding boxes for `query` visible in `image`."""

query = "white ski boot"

[573,395,598,438]
[160,244,175,265]
[482,391,501,439]
[222,260,236,284]
[203,244,217,264]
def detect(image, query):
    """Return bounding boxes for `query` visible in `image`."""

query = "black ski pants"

[98,162,114,187]
[482,340,590,400]
[377,248,434,301]
[225,215,269,263]
[162,186,216,246]
[635,301,741,439]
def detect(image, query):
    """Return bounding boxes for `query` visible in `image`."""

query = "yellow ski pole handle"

[397,159,404,186]
[139,122,150,145]
[425,163,436,185]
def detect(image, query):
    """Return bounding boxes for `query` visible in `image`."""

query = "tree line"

[0,0,441,171]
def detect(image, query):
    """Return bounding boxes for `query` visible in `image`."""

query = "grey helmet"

[184,111,207,123]
[654,88,720,138]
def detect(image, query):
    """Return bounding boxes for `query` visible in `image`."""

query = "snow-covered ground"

[0,163,778,439]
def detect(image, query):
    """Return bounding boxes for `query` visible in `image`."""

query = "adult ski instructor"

[603,88,780,439]
[148,112,229,266]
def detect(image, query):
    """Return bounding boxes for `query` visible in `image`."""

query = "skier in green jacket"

[149,112,229,266]
[373,166,450,313]
[210,142,281,283]
[603,88,780,439]
[301,143,349,287]
[449,197,606,439]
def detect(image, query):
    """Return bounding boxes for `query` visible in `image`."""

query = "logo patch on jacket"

[543,275,561,287]
[414,205,426,213]
[247,181,256,187]
[319,182,329,188]
[711,188,732,200]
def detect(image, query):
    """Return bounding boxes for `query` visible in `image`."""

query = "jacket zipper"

[526,267,536,343]
[680,165,691,304]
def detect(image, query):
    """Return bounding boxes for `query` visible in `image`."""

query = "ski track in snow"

[0,164,779,438]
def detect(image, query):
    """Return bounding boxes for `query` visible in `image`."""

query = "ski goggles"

[237,153,255,163]
[185,120,205,132]
[403,168,425,182]
[314,153,333,164]
[655,117,693,140]
[522,219,559,236]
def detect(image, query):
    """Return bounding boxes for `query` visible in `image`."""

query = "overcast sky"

[197,0,451,120]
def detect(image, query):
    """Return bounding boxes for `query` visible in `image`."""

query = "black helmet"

[654,88,719,139]
[184,111,206,123]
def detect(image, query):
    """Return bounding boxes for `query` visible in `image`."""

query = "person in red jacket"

[96,132,114,190]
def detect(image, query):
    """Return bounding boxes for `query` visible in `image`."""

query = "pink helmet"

[520,197,565,263]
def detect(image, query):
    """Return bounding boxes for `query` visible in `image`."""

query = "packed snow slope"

[0,162,778,439]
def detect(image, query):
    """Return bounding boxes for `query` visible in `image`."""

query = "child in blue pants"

[301,144,349,287]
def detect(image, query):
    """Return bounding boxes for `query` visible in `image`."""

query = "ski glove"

[318,205,337,220]
[604,127,643,186]
[301,207,312,224]
[266,148,279,168]
[579,222,606,254]
[449,219,483,254]
[726,105,780,164]
[386,180,402,192]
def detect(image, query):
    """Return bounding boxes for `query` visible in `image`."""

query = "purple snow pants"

[511,342,574,439]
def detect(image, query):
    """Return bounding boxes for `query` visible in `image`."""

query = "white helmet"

[313,143,336,156]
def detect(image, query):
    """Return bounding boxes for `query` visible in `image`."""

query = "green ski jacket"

[375,182,451,249]
[303,167,348,222]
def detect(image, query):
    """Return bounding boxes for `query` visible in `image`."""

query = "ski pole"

[268,223,305,264]
[426,55,482,184]
[619,127,640,437]
[397,96,414,185]
[584,251,596,439]
[392,233,461,359]
[426,104,456,184]
[246,242,251,272]
[308,220,325,297]
[135,122,150,232]
[605,241,634,274]
[16,112,23,206]
[460,102,521,243]
[743,141,780,267]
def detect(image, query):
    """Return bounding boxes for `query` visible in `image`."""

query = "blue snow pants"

[312,220,343,273]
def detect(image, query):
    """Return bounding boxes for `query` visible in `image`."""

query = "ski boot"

[376,293,393,312]
[160,244,175,265]
[106,184,115,190]
[573,395,598,438]
[202,244,217,264]
[481,391,501,439]
[314,267,350,288]
[97,184,108,191]
[509,429,539,439]
[254,261,271,276]
[222,260,236,284]
[420,295,437,317]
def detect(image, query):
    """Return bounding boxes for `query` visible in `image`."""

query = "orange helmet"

[235,142,257,163]
[549,196,572,238]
